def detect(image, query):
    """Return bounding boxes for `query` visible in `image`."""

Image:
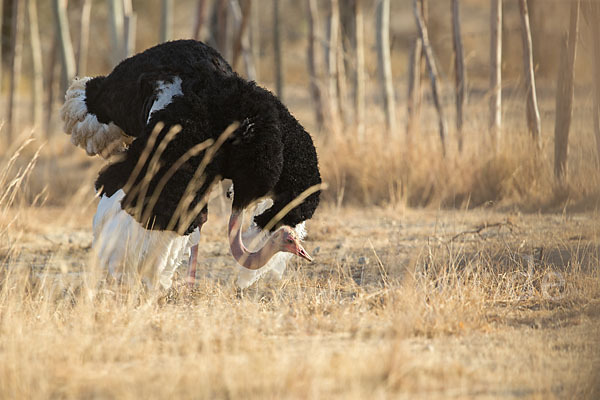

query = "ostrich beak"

[296,244,313,262]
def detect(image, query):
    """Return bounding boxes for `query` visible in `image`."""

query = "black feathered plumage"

[88,40,321,234]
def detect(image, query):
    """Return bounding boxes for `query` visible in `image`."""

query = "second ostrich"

[61,40,321,288]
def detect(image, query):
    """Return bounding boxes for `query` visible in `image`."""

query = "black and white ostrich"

[61,40,321,289]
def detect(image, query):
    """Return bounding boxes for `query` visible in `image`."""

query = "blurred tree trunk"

[216,0,229,59]
[554,0,579,181]
[76,0,91,75]
[192,0,207,40]
[452,0,465,153]
[406,38,422,140]
[518,0,541,149]
[242,0,256,80]
[528,0,545,78]
[490,0,502,151]
[406,0,427,139]
[231,0,255,80]
[53,0,76,92]
[7,0,24,140]
[45,36,58,137]
[27,0,43,134]
[414,0,447,156]
[326,0,340,126]
[306,0,325,130]
[160,0,172,43]
[123,0,136,58]
[335,4,347,126]
[273,0,283,99]
[586,1,600,166]
[354,0,365,140]
[108,0,124,65]
[250,0,260,80]
[0,1,3,93]
[339,0,355,79]
[376,0,396,135]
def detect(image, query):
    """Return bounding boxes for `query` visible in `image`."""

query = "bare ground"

[2,201,599,399]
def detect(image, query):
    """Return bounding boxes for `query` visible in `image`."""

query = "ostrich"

[60,40,321,289]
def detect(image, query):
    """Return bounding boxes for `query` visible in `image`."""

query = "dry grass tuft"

[318,124,600,212]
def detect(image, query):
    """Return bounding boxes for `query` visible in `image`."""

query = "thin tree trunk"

[554,0,580,180]
[414,0,447,155]
[273,0,283,99]
[192,0,207,40]
[241,1,256,81]
[336,9,347,127]
[77,0,91,75]
[354,0,365,140]
[250,0,260,80]
[123,14,136,58]
[232,0,244,68]
[216,0,229,58]
[108,0,124,65]
[406,0,427,140]
[528,0,544,77]
[160,0,172,43]
[45,36,59,137]
[0,1,3,92]
[452,0,466,152]
[7,0,24,140]
[27,0,44,134]
[306,0,325,130]
[123,0,136,58]
[230,0,255,80]
[490,0,502,151]
[376,0,396,135]
[327,0,340,125]
[406,37,422,140]
[518,0,541,148]
[589,1,600,166]
[53,0,76,88]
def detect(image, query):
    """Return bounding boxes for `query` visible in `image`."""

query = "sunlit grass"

[0,102,598,398]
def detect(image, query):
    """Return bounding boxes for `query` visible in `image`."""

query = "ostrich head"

[271,226,313,262]
[228,210,312,270]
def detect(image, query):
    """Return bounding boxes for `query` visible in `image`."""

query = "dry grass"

[1,203,599,399]
[318,121,600,211]
[1,132,599,398]
[1,92,600,398]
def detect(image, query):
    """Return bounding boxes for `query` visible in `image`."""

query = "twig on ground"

[449,219,516,243]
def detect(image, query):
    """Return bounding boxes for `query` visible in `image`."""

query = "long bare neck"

[228,210,279,270]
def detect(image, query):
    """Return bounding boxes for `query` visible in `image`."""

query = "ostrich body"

[61,40,321,288]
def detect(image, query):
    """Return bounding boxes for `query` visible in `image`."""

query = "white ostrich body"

[235,199,307,288]
[146,77,183,123]
[93,189,198,289]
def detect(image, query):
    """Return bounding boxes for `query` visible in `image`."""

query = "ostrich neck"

[228,210,278,270]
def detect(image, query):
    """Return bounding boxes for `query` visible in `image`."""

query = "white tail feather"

[93,190,190,289]
[61,77,132,158]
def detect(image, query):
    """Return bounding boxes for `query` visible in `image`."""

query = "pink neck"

[228,210,278,270]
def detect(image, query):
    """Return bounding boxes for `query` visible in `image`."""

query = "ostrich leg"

[187,244,199,284]
[187,206,208,286]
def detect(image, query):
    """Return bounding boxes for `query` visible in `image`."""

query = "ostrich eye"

[286,237,294,244]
